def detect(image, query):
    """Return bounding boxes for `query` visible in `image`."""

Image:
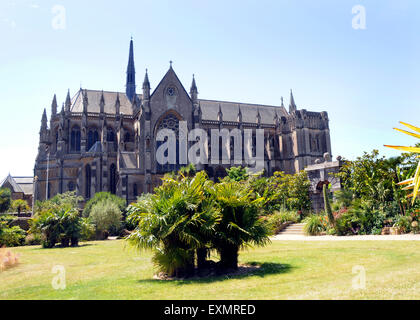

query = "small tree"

[211,181,270,270]
[11,199,30,215]
[83,192,126,218]
[89,199,122,239]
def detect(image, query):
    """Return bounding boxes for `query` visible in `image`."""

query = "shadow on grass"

[31,243,97,251]
[137,262,293,285]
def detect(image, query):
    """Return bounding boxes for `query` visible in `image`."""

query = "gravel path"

[272,234,420,241]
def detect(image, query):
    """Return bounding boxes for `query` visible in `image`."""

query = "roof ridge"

[198,98,283,109]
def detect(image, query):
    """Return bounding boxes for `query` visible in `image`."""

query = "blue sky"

[0,0,419,179]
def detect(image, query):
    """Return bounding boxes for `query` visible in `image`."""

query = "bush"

[0,215,26,247]
[80,218,95,241]
[0,226,26,247]
[266,210,299,234]
[0,188,12,213]
[89,199,122,238]
[83,192,126,218]
[304,215,327,236]
[25,233,42,246]
[393,215,411,234]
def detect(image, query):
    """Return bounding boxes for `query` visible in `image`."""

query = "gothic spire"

[281,96,285,108]
[190,74,197,92]
[289,89,297,113]
[51,94,57,116]
[41,108,48,128]
[237,105,242,123]
[65,89,71,112]
[83,89,89,113]
[190,74,198,103]
[100,90,105,114]
[218,104,223,122]
[143,68,150,88]
[115,92,121,115]
[126,38,136,102]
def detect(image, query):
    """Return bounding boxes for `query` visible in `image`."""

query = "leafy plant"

[393,215,411,234]
[127,171,220,277]
[0,215,26,247]
[226,166,249,182]
[31,192,85,248]
[211,180,270,270]
[303,215,326,236]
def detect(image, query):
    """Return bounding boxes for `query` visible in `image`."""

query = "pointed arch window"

[85,165,92,199]
[88,129,99,151]
[155,113,181,174]
[70,126,81,152]
[110,164,117,195]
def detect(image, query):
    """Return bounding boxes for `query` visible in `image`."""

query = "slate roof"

[69,88,289,125]
[198,99,289,124]
[70,89,142,115]
[0,175,33,195]
[120,152,137,169]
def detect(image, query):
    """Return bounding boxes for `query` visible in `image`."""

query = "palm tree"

[126,171,220,277]
[211,181,270,270]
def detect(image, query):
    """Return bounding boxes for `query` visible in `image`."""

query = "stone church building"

[33,39,332,204]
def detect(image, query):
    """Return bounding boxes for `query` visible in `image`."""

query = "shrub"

[334,206,386,236]
[31,208,82,248]
[80,218,95,241]
[393,215,411,234]
[89,199,122,238]
[0,188,12,213]
[83,192,126,218]
[0,215,26,247]
[304,215,327,236]
[25,233,42,246]
[0,226,26,247]
[266,210,299,234]
[0,248,20,271]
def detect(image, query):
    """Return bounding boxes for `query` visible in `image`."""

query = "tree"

[0,188,12,213]
[127,171,220,277]
[31,192,85,248]
[11,199,30,215]
[89,199,123,238]
[211,181,270,270]
[83,192,126,218]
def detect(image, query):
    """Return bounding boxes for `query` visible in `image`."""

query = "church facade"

[33,40,332,204]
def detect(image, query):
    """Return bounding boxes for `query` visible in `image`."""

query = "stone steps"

[278,223,306,235]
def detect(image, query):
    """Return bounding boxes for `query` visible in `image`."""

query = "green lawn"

[1,239,419,300]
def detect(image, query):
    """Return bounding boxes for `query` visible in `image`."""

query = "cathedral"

[33,39,332,204]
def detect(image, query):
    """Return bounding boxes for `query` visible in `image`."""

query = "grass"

[1,239,419,300]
